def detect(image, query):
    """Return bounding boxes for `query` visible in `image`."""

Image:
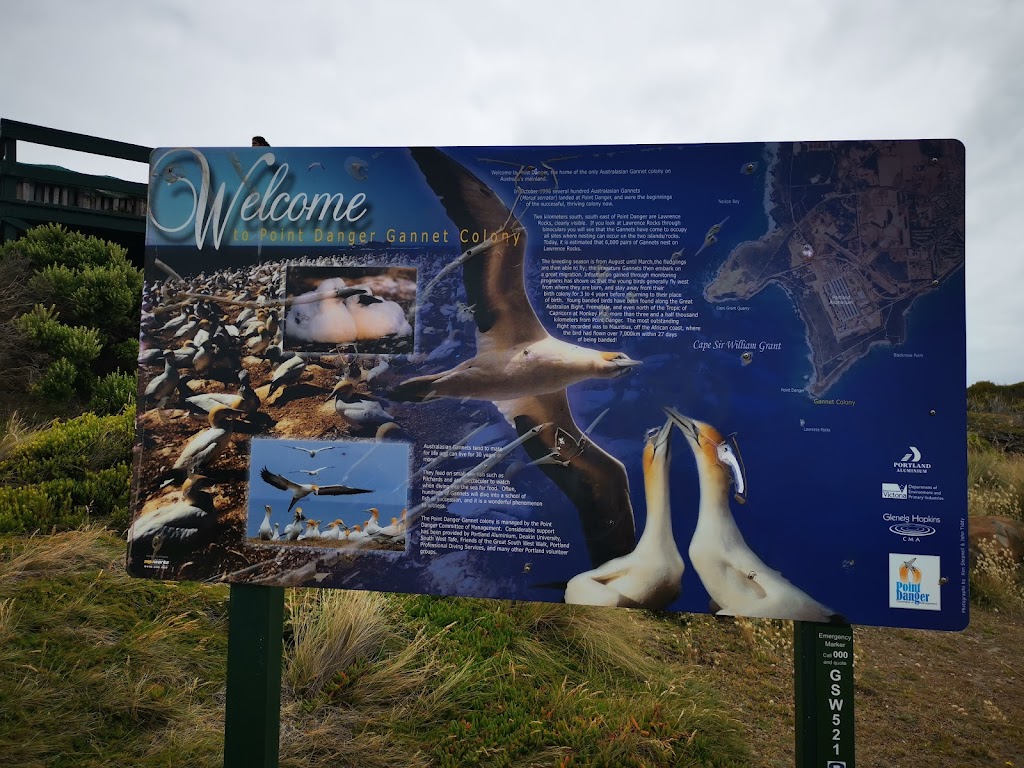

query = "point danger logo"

[894,445,931,474]
[882,482,907,499]
[889,553,941,610]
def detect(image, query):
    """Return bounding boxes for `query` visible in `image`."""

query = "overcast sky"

[3,0,1021,385]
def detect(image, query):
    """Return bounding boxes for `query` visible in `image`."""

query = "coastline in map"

[762,142,780,233]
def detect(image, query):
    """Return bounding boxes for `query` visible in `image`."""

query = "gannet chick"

[272,523,281,541]
[564,419,684,609]
[259,466,372,512]
[172,405,244,473]
[344,293,412,339]
[665,408,844,622]
[284,278,365,343]
[390,148,640,403]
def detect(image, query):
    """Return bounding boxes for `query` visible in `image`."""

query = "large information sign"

[129,140,967,630]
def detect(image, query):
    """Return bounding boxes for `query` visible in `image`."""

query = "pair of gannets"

[565,410,842,622]
[664,408,842,622]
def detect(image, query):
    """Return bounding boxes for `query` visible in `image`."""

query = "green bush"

[0,410,134,533]
[89,371,138,415]
[0,222,127,271]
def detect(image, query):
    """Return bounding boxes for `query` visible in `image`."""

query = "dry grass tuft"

[971,537,1024,613]
[0,525,115,579]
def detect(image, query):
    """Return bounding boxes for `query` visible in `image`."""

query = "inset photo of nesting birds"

[247,438,409,553]
[282,266,416,355]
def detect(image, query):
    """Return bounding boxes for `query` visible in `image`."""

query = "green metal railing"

[0,118,151,243]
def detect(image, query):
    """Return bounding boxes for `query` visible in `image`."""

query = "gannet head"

[182,473,213,499]
[663,407,747,503]
[208,404,244,427]
[598,351,642,378]
[642,419,674,472]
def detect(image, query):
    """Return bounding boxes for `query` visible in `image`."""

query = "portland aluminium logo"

[894,446,931,474]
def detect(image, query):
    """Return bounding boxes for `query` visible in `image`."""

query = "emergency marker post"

[795,621,855,768]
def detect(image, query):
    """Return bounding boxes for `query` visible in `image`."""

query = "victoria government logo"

[889,554,941,610]
[882,482,908,499]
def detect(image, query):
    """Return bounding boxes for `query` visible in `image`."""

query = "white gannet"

[186,370,261,416]
[287,444,338,459]
[284,507,305,541]
[295,466,332,476]
[346,524,368,542]
[390,148,640,403]
[327,381,396,430]
[363,508,381,535]
[172,405,244,473]
[145,351,180,405]
[258,505,273,540]
[128,474,217,548]
[320,519,345,540]
[564,419,684,609]
[272,523,281,541]
[265,348,307,398]
[665,408,844,622]
[259,466,372,512]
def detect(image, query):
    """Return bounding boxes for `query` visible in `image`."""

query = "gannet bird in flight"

[390,147,640,403]
[288,445,339,458]
[564,418,685,608]
[664,407,844,623]
[259,467,372,512]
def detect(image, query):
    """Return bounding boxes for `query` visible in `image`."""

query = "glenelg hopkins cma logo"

[894,445,931,474]
[889,554,941,611]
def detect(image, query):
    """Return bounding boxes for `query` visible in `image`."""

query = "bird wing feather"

[410,147,547,351]
[497,392,636,567]
[315,484,373,496]
[260,467,299,492]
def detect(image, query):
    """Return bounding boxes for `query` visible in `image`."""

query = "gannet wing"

[497,392,636,567]
[260,467,300,492]
[410,147,547,351]
[315,484,373,496]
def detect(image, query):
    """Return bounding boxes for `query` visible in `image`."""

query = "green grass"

[0,529,750,768]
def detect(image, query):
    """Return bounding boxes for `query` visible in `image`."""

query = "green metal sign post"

[224,583,285,768]
[794,621,855,768]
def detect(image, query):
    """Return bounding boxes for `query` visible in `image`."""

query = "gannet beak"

[662,406,700,444]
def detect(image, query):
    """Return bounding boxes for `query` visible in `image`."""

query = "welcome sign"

[129,140,968,630]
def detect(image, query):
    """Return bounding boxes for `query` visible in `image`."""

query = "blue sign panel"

[130,140,967,630]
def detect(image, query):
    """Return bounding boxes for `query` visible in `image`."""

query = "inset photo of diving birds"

[246,437,410,553]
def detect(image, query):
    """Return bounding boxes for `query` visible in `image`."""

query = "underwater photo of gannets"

[283,266,416,355]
